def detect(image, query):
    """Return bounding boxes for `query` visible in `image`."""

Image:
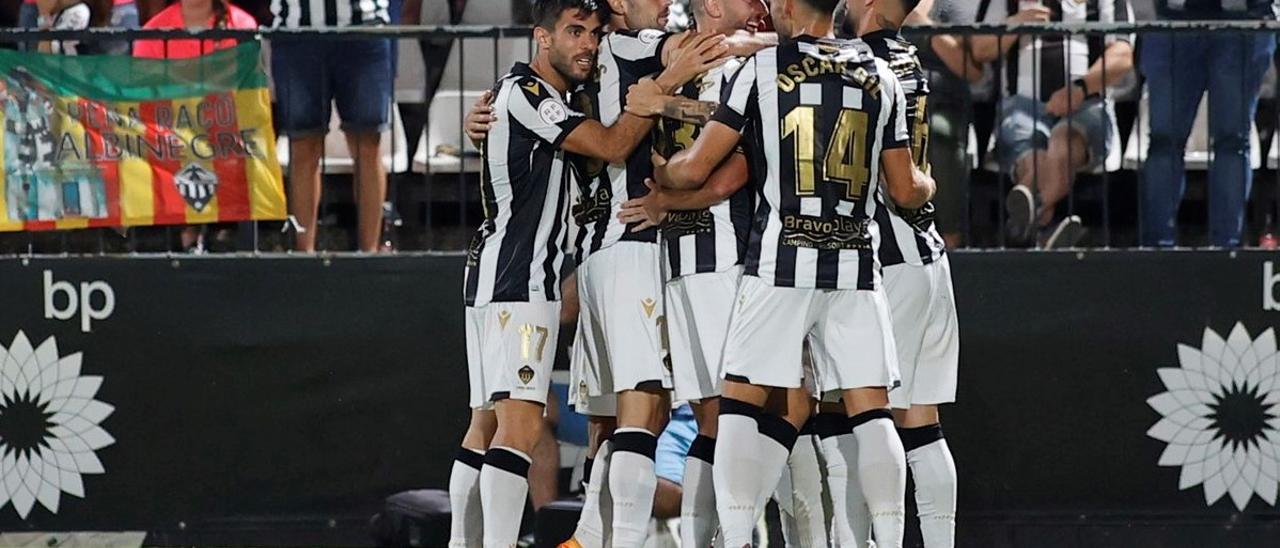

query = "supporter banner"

[0,252,1276,539]
[0,43,284,231]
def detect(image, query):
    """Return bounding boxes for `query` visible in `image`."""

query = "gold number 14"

[781,106,870,200]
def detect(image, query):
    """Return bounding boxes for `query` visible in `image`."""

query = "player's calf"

[845,388,907,548]
[895,404,957,548]
[448,409,496,548]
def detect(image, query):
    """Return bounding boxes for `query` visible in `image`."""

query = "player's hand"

[1008,5,1051,25]
[625,78,667,118]
[899,201,937,233]
[1045,83,1085,117]
[659,31,729,90]
[651,151,675,188]
[465,90,496,144]
[618,179,668,232]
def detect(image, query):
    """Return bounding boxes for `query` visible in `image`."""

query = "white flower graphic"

[1147,323,1280,511]
[0,331,114,519]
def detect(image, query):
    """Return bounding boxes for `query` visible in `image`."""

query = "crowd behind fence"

[0,18,1277,255]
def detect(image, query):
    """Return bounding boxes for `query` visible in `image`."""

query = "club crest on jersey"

[498,309,511,329]
[641,298,656,318]
[538,99,568,125]
[175,162,218,212]
[518,365,535,385]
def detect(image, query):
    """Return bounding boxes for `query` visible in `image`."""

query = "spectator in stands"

[270,0,392,252]
[21,0,139,53]
[1140,1,1277,248]
[133,0,258,252]
[132,0,257,59]
[974,0,1134,249]
[903,0,984,249]
[34,0,92,54]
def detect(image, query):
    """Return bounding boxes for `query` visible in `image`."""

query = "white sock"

[447,448,484,548]
[609,427,658,548]
[817,413,871,547]
[852,411,906,548]
[573,440,613,548]
[681,435,718,548]
[902,425,957,548]
[714,400,766,547]
[778,433,829,548]
[479,446,532,548]
[752,412,800,516]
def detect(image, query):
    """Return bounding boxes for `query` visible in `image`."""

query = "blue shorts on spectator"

[272,39,393,135]
[996,94,1113,175]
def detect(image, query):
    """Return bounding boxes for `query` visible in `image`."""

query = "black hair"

[533,0,606,30]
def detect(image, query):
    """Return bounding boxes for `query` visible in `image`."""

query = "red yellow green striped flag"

[0,42,284,231]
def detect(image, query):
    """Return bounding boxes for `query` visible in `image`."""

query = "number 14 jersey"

[711,35,909,290]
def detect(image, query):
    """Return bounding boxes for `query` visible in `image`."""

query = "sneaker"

[1045,215,1086,249]
[1005,185,1035,246]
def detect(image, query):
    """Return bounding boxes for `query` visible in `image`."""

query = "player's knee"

[894,405,940,428]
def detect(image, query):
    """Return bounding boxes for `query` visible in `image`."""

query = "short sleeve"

[710,56,757,132]
[54,4,91,30]
[880,69,909,150]
[506,77,588,148]
[608,29,669,75]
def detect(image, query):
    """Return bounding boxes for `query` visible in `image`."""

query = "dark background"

[0,251,1278,544]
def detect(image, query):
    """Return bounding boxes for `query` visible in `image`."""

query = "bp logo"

[0,331,114,519]
[1147,323,1280,510]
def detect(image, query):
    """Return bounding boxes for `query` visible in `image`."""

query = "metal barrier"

[0,21,1276,254]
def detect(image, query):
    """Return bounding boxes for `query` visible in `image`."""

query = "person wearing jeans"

[270,0,393,252]
[1140,3,1277,247]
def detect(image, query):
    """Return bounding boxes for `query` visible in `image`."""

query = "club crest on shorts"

[641,298,656,318]
[175,162,218,212]
[518,365,535,385]
[498,309,511,329]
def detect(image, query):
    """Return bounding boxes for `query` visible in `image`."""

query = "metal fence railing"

[0,21,1276,255]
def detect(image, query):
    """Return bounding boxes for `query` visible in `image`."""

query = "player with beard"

[614,1,770,544]
[824,2,961,546]
[449,1,724,546]
[635,0,936,544]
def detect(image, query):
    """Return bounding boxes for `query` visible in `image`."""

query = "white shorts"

[571,242,671,401]
[465,301,561,409]
[884,255,960,409]
[722,275,899,391]
[666,267,742,402]
[569,335,619,416]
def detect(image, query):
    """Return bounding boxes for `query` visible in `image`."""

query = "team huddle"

[454,0,959,546]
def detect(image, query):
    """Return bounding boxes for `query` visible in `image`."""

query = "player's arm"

[561,33,728,163]
[653,56,758,190]
[880,75,935,209]
[618,153,748,230]
[624,77,719,125]
[722,30,777,58]
[653,122,741,190]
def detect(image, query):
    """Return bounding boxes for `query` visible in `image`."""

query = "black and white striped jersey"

[712,36,909,290]
[270,0,391,27]
[568,29,670,262]
[464,63,586,307]
[652,59,753,280]
[979,0,1134,102]
[864,30,946,267]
